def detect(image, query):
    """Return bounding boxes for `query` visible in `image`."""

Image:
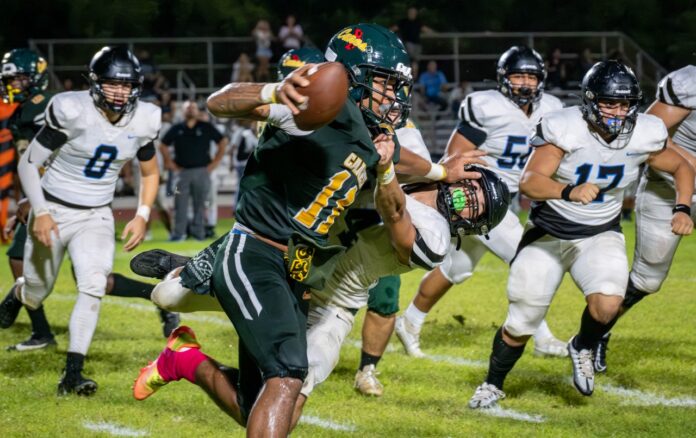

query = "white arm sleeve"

[18,140,55,214]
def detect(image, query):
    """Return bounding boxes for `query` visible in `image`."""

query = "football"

[293,62,349,131]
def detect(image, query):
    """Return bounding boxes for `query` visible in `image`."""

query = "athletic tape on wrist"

[260,83,279,104]
[425,163,447,181]
[136,205,151,221]
[379,162,396,185]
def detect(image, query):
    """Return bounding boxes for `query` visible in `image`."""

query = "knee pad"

[75,272,108,299]
[305,305,354,394]
[503,302,547,338]
[152,278,190,311]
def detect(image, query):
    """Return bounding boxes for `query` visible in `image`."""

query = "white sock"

[68,293,102,355]
[404,302,428,330]
[533,319,553,342]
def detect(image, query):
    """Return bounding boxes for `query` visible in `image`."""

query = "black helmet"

[436,166,510,242]
[496,46,546,107]
[88,46,143,115]
[581,60,642,142]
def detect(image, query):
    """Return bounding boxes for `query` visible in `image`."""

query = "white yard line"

[300,415,357,432]
[83,421,148,437]
[601,384,696,407]
[478,406,545,423]
[426,354,487,368]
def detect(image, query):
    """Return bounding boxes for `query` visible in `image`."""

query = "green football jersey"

[236,100,379,247]
[10,90,55,153]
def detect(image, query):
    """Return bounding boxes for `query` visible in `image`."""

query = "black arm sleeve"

[456,119,487,147]
[136,141,157,161]
[35,125,68,151]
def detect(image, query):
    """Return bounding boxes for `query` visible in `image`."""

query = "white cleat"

[533,336,569,358]
[394,316,426,358]
[469,382,506,409]
[568,336,594,396]
[354,364,384,397]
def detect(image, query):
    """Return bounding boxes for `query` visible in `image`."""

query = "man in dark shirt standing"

[160,100,227,240]
[392,6,433,79]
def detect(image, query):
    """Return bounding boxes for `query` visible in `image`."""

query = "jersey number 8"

[84,145,118,179]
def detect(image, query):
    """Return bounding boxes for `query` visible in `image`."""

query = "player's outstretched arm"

[647,140,695,236]
[396,147,486,183]
[374,134,416,265]
[206,64,313,120]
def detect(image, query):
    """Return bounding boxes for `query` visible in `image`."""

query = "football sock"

[65,352,86,380]
[27,305,53,339]
[485,327,526,390]
[404,302,427,329]
[109,273,155,300]
[157,347,207,384]
[68,293,101,355]
[359,350,382,370]
[573,306,618,351]
[621,278,649,313]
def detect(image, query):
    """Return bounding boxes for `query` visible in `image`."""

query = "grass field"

[1,216,695,437]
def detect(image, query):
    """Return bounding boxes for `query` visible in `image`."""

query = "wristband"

[378,162,396,185]
[136,205,151,222]
[561,184,575,202]
[259,83,279,104]
[672,204,691,216]
[425,163,447,181]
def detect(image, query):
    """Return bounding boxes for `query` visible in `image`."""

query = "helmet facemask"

[350,65,412,132]
[89,74,142,116]
[436,179,485,247]
[582,96,640,148]
[499,72,545,107]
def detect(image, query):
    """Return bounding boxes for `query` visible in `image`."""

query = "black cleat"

[594,332,611,373]
[130,249,191,279]
[0,285,23,329]
[57,371,98,396]
[158,308,181,338]
[6,335,57,352]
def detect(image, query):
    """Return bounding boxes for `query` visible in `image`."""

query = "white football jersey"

[313,195,450,309]
[537,106,667,226]
[41,91,161,207]
[460,90,563,192]
[657,65,696,154]
[395,119,434,185]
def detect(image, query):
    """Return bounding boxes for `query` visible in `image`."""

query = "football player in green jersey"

[131,24,418,436]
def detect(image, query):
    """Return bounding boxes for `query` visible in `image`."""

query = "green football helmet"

[1,48,48,103]
[277,47,325,80]
[325,23,413,131]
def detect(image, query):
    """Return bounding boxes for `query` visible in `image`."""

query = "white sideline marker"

[478,406,545,423]
[301,415,357,432]
[602,384,696,407]
[83,422,148,437]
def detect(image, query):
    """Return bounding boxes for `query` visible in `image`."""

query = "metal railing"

[28,32,667,154]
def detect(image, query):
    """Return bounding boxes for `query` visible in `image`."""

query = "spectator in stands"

[279,14,304,51]
[545,48,567,89]
[418,60,448,110]
[231,52,255,82]
[62,78,74,91]
[392,6,434,79]
[577,48,594,80]
[252,19,274,82]
[448,80,474,117]
[159,100,228,241]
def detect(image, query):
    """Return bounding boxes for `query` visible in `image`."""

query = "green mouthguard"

[451,188,468,212]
